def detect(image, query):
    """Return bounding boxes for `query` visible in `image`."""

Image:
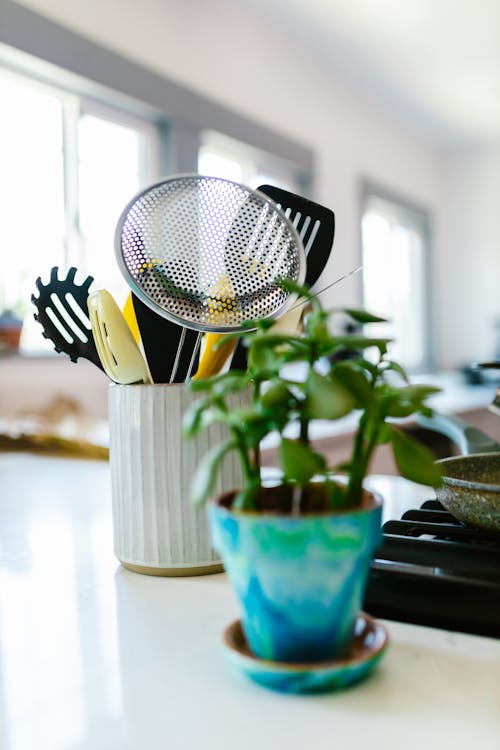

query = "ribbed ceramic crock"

[209,492,382,662]
[109,383,245,575]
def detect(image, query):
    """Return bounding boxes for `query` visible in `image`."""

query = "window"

[361,187,431,372]
[198,131,301,193]
[0,69,157,352]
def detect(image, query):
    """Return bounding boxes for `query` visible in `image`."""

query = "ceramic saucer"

[221,612,389,694]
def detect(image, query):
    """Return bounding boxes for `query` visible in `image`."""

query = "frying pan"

[417,412,500,531]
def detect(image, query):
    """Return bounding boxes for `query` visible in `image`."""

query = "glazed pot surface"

[209,490,382,663]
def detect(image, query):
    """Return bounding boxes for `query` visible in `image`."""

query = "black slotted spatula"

[258,185,335,288]
[230,186,335,369]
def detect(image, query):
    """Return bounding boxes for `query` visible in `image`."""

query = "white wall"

[436,144,500,367]
[4,0,499,422]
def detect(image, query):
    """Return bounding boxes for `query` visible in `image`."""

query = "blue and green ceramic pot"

[209,487,382,664]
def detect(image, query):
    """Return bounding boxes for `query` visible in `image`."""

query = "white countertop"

[0,454,499,750]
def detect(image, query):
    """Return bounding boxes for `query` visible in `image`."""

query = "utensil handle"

[416,412,500,455]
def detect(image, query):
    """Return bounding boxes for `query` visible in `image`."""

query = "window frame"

[0,0,313,355]
[0,0,313,183]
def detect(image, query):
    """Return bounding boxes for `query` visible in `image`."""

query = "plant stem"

[230,426,256,486]
[345,413,367,505]
[299,416,309,445]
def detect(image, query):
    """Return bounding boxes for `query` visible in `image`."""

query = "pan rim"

[436,452,500,492]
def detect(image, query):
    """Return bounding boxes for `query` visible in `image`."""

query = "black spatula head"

[31,266,103,371]
[230,187,336,370]
[257,185,335,287]
[131,294,200,383]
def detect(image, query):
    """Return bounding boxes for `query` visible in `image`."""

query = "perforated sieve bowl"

[114,174,307,333]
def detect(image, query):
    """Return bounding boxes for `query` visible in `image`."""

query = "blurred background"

[0,0,499,436]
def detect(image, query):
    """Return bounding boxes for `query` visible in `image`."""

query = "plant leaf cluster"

[183,280,442,511]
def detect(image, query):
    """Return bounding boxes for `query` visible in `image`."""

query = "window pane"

[78,114,144,307]
[198,149,243,183]
[199,131,301,193]
[362,202,427,370]
[0,74,65,351]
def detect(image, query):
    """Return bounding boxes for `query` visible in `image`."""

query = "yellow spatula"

[193,299,305,380]
[88,290,152,384]
[122,292,140,344]
[193,334,238,380]
[193,273,238,379]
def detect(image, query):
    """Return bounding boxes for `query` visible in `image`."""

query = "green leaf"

[332,362,373,408]
[356,358,380,379]
[382,383,441,418]
[327,335,393,352]
[388,426,443,487]
[190,439,236,507]
[384,400,418,418]
[279,438,326,483]
[261,381,293,409]
[376,423,393,444]
[397,384,441,403]
[304,370,356,420]
[343,308,387,324]
[188,371,250,394]
[381,360,409,383]
[278,278,318,306]
[303,308,330,344]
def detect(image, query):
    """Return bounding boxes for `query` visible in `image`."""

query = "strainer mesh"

[116,175,305,331]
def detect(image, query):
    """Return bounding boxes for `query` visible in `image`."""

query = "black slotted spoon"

[31,266,104,371]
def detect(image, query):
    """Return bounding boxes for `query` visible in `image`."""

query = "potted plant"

[183,281,442,671]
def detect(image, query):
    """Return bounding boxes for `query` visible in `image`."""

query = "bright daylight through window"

[0,70,154,352]
[361,191,430,372]
[198,131,300,194]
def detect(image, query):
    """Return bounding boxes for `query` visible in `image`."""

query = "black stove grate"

[364,500,500,639]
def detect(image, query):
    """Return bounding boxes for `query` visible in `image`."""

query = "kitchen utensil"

[131,294,200,383]
[193,296,306,380]
[31,266,104,371]
[229,185,335,370]
[257,184,335,287]
[122,292,140,344]
[193,332,237,380]
[417,412,500,455]
[88,290,152,384]
[229,265,363,371]
[123,291,200,383]
[416,412,500,531]
[114,174,306,333]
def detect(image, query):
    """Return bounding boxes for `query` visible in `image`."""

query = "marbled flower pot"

[209,486,382,663]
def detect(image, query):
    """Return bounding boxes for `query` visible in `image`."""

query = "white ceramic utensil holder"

[109,383,244,576]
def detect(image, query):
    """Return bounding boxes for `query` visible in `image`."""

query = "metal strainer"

[114,175,306,333]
